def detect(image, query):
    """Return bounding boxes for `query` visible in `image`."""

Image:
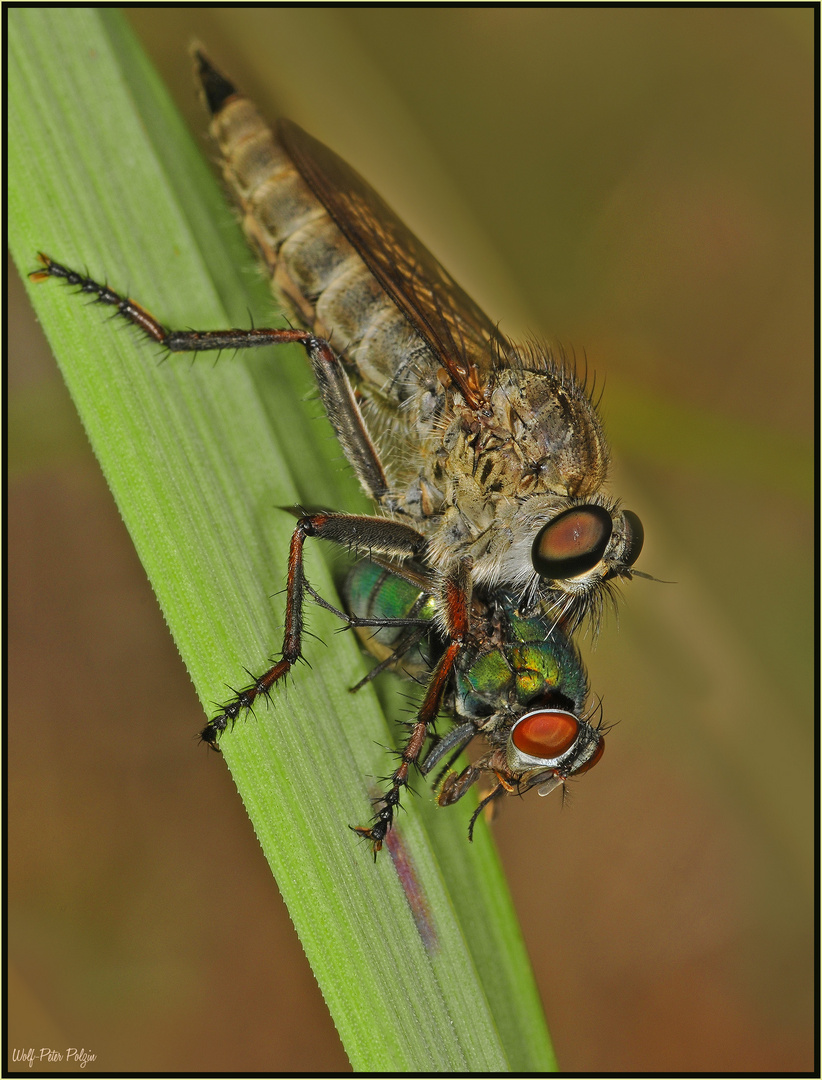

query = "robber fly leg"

[30,253,317,353]
[202,511,427,747]
[352,558,474,857]
[30,254,391,504]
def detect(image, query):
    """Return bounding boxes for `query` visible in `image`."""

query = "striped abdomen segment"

[205,93,432,419]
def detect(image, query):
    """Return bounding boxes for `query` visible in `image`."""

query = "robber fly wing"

[279,119,507,410]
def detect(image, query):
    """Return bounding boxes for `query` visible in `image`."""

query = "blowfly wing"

[279,119,508,410]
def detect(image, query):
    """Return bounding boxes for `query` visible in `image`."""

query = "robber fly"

[32,50,642,853]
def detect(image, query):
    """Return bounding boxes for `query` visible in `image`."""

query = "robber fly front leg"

[352,557,474,857]
[30,254,392,505]
[202,511,427,744]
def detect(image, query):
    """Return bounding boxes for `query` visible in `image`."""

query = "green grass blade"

[9,8,557,1071]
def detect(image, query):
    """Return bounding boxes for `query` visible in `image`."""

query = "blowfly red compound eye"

[573,736,605,774]
[511,709,580,760]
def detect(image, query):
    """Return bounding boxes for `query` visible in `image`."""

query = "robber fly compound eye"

[531,505,613,582]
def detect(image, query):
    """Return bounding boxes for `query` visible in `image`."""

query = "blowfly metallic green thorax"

[31,49,641,854]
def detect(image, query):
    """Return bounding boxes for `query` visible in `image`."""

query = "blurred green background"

[9,7,813,1072]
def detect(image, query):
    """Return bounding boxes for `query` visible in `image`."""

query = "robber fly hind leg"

[30,254,392,504]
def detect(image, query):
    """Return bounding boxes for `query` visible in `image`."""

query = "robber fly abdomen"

[210,102,402,381]
[204,75,434,504]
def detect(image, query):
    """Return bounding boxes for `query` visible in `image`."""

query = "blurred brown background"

[9,8,814,1072]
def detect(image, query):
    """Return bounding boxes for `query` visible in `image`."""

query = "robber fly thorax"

[31,49,642,854]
